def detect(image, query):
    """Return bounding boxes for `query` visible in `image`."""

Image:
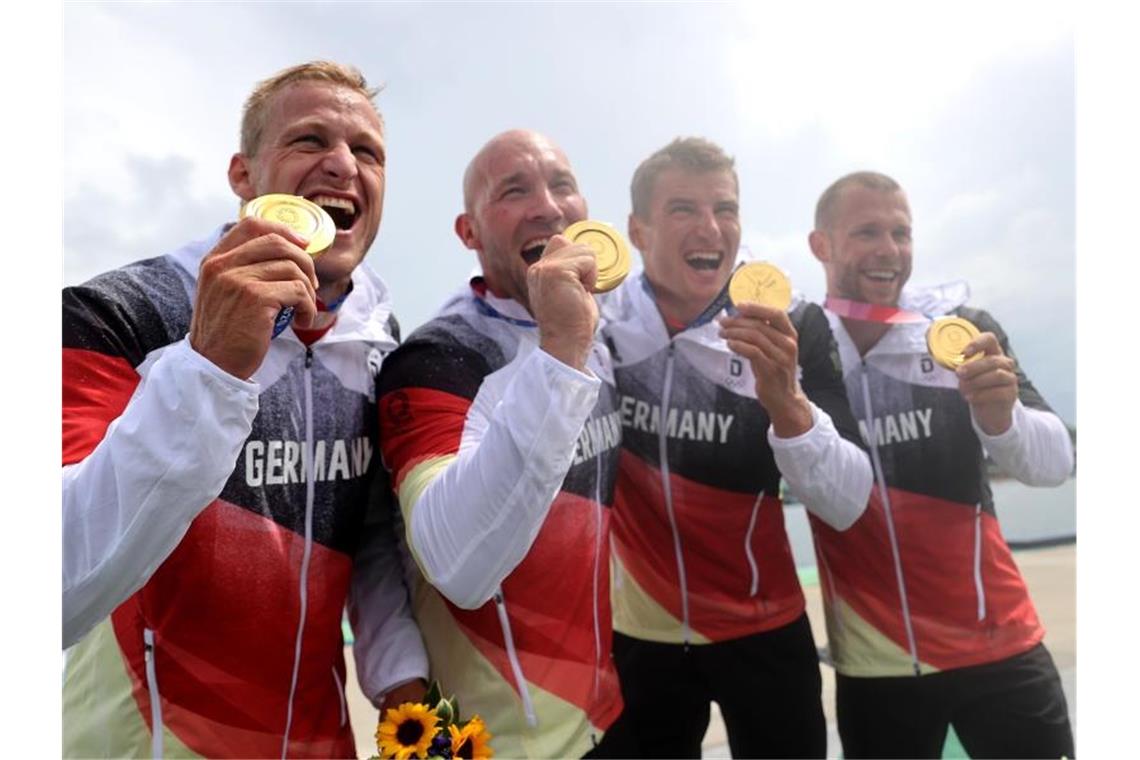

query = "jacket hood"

[899,280,971,317]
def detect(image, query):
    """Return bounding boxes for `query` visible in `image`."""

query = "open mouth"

[685,251,724,271]
[862,269,899,282]
[520,237,551,265]
[310,194,358,231]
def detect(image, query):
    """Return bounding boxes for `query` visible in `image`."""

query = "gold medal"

[563,220,632,293]
[728,262,792,311]
[926,316,982,369]
[240,194,336,256]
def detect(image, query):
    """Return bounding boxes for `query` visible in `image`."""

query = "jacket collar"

[168,224,398,350]
[824,281,971,361]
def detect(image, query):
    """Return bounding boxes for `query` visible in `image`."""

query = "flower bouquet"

[373,680,493,760]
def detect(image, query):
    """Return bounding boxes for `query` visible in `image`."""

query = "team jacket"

[811,284,1074,677]
[377,282,624,759]
[62,227,427,758]
[599,275,870,645]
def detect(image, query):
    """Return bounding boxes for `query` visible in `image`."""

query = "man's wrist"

[538,334,591,372]
[375,677,429,711]
[766,392,814,438]
[973,405,1014,436]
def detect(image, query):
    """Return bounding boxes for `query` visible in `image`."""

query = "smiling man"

[375,129,625,758]
[598,137,871,758]
[62,61,427,758]
[806,171,1075,758]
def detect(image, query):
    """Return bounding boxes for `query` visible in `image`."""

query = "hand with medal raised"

[718,263,813,437]
[954,330,1020,435]
[926,316,1020,435]
[526,233,600,372]
[189,201,322,380]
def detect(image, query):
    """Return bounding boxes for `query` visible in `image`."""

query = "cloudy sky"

[63,1,1076,423]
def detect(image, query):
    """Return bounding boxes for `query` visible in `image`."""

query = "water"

[785,477,1077,569]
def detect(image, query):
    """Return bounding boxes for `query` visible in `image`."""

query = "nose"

[527,185,563,224]
[882,232,902,258]
[694,207,721,242]
[320,142,358,182]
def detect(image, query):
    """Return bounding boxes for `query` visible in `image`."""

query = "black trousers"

[597,613,826,758]
[837,643,1074,759]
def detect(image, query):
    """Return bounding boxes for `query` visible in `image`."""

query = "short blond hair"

[240,60,381,155]
[814,171,902,230]
[630,137,738,218]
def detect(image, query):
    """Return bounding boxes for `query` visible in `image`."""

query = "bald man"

[375,130,625,758]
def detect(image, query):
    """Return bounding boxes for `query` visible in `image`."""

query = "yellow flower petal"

[375,702,440,760]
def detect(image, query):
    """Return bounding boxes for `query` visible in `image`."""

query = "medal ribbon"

[272,280,355,338]
[823,296,927,324]
[472,291,538,328]
[640,270,736,333]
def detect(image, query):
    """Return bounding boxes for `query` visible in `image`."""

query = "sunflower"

[376,702,441,760]
[449,716,493,759]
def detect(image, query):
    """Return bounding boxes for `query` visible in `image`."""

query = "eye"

[353,145,384,166]
[291,134,324,149]
[500,186,526,199]
[667,202,695,216]
[893,228,912,243]
[715,203,739,219]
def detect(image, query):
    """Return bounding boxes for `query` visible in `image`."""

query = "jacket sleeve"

[962,308,1074,487]
[348,468,429,704]
[378,338,599,610]
[62,282,258,649]
[972,401,1073,487]
[769,303,872,531]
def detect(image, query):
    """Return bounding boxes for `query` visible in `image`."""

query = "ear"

[228,153,256,201]
[808,229,830,264]
[628,213,647,253]
[455,213,480,251]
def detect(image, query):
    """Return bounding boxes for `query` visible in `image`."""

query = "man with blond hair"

[599,137,870,758]
[806,170,1074,758]
[62,60,426,757]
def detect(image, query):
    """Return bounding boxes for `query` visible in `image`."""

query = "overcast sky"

[63,1,1075,422]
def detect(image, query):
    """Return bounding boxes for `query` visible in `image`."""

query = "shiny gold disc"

[926,316,982,369]
[240,194,336,256]
[728,262,792,311]
[562,220,632,293]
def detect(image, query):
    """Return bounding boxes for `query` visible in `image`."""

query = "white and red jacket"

[812,284,1074,677]
[377,281,623,759]
[62,227,427,758]
[599,275,871,645]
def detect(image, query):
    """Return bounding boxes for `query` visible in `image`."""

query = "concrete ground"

[344,544,1075,759]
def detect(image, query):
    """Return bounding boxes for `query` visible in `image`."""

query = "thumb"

[543,234,572,257]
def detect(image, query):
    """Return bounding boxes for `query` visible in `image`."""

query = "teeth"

[864,270,897,281]
[310,195,356,215]
[685,251,722,263]
[522,238,551,251]
[684,251,723,272]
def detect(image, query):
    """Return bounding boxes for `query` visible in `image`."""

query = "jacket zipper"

[494,589,537,726]
[973,503,986,621]
[143,628,164,759]
[743,493,763,599]
[282,347,317,758]
[659,343,692,645]
[858,366,922,676]
[592,455,603,699]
